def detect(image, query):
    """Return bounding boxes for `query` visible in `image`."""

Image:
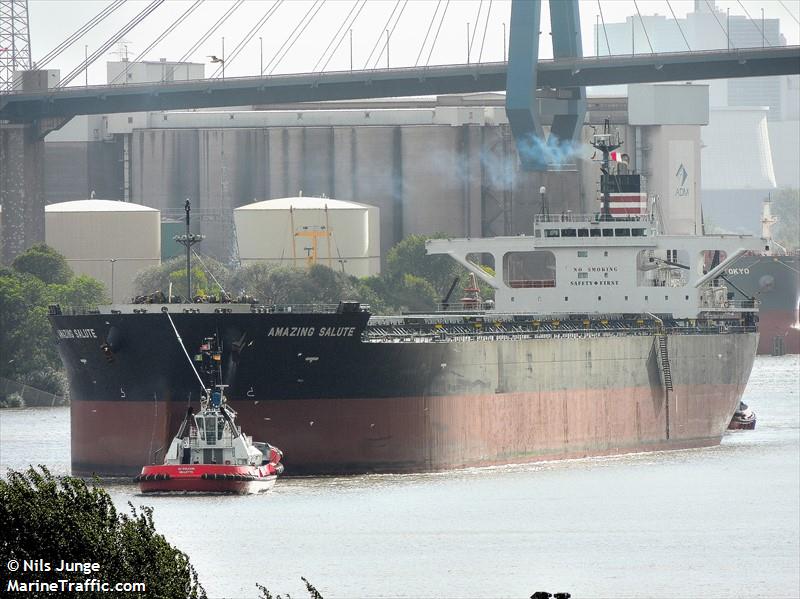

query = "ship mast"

[591,119,623,221]
[173,199,204,301]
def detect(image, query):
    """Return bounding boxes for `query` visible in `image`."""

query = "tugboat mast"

[173,200,204,302]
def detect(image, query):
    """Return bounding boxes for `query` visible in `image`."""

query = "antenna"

[0,0,32,91]
[590,118,623,220]
[173,200,204,301]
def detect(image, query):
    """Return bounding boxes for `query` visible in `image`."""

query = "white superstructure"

[428,212,767,319]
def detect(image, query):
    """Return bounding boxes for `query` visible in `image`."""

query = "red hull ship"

[727,401,757,431]
[137,464,280,494]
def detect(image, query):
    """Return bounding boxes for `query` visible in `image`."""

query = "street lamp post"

[596,15,599,57]
[222,37,225,78]
[110,259,117,302]
[259,36,263,74]
[85,45,88,86]
[467,22,470,63]
[349,29,353,71]
[386,29,390,68]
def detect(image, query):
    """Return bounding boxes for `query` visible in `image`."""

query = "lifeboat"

[135,392,283,494]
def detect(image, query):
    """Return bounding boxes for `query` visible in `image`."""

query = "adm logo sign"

[674,163,689,198]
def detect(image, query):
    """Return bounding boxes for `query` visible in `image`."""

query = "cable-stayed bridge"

[1,46,797,121]
[1,0,799,261]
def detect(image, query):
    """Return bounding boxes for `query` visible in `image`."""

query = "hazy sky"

[25,0,800,86]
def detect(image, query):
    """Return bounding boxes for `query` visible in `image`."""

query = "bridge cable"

[108,0,205,85]
[313,0,362,72]
[266,0,327,75]
[34,0,127,68]
[262,0,321,75]
[477,0,493,63]
[468,0,484,62]
[362,1,401,69]
[703,0,736,50]
[370,0,408,69]
[425,0,451,67]
[318,0,367,73]
[596,0,612,56]
[777,0,800,26]
[736,1,773,47]
[167,0,244,81]
[632,0,655,54]
[665,0,692,52]
[414,1,443,67]
[58,0,165,88]
[211,0,284,77]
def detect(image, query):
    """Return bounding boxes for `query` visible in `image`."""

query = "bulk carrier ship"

[49,135,767,477]
[722,201,799,355]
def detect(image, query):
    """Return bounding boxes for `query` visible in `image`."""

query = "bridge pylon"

[0,0,31,91]
[506,0,586,171]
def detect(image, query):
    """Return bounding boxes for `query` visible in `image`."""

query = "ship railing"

[249,303,343,314]
[363,323,758,343]
[50,302,369,315]
[49,305,101,316]
[435,301,496,312]
[700,299,760,312]
[533,213,655,225]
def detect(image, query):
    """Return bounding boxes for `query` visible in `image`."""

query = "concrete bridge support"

[0,122,45,263]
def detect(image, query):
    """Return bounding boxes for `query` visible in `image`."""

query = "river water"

[1,355,798,599]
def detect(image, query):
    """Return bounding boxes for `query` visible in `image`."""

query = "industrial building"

[12,48,786,292]
[37,80,715,271]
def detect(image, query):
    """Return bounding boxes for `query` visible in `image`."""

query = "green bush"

[0,467,205,599]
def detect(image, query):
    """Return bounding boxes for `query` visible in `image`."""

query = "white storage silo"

[234,196,380,277]
[45,199,161,303]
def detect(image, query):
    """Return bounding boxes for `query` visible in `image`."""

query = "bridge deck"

[1,46,798,121]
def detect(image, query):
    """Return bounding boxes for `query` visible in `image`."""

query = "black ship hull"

[51,309,758,476]
[725,254,799,354]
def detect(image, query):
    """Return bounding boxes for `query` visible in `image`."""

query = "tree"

[1,247,108,404]
[257,577,323,599]
[384,234,460,297]
[46,275,108,308]
[0,467,205,598]
[0,269,59,393]
[229,263,368,306]
[12,244,72,285]
[133,256,230,300]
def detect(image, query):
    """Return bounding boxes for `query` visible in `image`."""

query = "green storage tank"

[161,220,184,261]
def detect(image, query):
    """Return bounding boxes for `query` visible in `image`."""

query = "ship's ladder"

[656,334,674,392]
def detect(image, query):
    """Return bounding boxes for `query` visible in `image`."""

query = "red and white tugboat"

[135,333,283,494]
[135,390,283,494]
[728,401,757,431]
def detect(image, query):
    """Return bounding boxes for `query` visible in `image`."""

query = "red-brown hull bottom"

[757,310,800,354]
[72,383,742,477]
